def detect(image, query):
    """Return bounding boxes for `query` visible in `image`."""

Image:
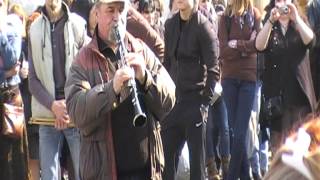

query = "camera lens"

[279,6,289,14]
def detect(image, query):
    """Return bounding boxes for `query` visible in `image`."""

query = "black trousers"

[161,100,207,180]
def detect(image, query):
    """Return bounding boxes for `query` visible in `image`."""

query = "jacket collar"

[87,30,136,61]
[87,32,107,61]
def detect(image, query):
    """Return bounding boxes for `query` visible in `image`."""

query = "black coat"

[163,11,220,102]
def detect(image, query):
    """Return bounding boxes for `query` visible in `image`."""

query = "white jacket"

[29,4,87,118]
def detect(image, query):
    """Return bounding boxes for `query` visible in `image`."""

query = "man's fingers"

[61,121,68,129]
[55,118,69,130]
[62,114,70,122]
[55,119,61,129]
[126,53,144,66]
[120,67,134,80]
[57,99,67,108]
[54,120,59,129]
[114,67,136,94]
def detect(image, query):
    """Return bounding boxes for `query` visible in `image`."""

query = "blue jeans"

[259,136,269,173]
[249,149,260,175]
[249,81,262,175]
[39,126,80,180]
[222,78,256,180]
[206,97,230,158]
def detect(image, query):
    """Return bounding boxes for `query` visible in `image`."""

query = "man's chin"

[50,4,61,13]
[50,5,57,10]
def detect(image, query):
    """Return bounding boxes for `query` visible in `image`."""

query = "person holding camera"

[255,0,316,156]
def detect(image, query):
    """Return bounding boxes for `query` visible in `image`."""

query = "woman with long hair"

[256,0,316,157]
[218,0,261,178]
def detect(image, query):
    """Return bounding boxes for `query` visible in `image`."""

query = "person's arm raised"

[287,3,314,45]
[255,8,278,51]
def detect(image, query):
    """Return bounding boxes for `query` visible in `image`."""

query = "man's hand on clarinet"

[51,99,70,130]
[126,52,146,85]
[113,52,146,94]
[113,66,133,95]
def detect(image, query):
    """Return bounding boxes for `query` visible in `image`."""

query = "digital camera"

[278,5,289,15]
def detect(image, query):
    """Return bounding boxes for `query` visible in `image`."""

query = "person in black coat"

[161,0,220,178]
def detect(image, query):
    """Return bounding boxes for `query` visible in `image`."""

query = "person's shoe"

[207,157,221,180]
[221,156,230,180]
[252,172,262,180]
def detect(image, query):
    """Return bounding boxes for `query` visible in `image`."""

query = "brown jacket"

[219,7,261,82]
[127,7,165,62]
[65,33,175,180]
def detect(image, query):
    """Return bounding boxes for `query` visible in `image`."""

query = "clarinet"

[113,25,147,127]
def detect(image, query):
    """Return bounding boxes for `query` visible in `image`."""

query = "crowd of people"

[0,0,320,179]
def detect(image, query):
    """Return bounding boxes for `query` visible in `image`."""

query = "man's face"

[176,0,193,11]
[45,0,62,14]
[96,2,127,45]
